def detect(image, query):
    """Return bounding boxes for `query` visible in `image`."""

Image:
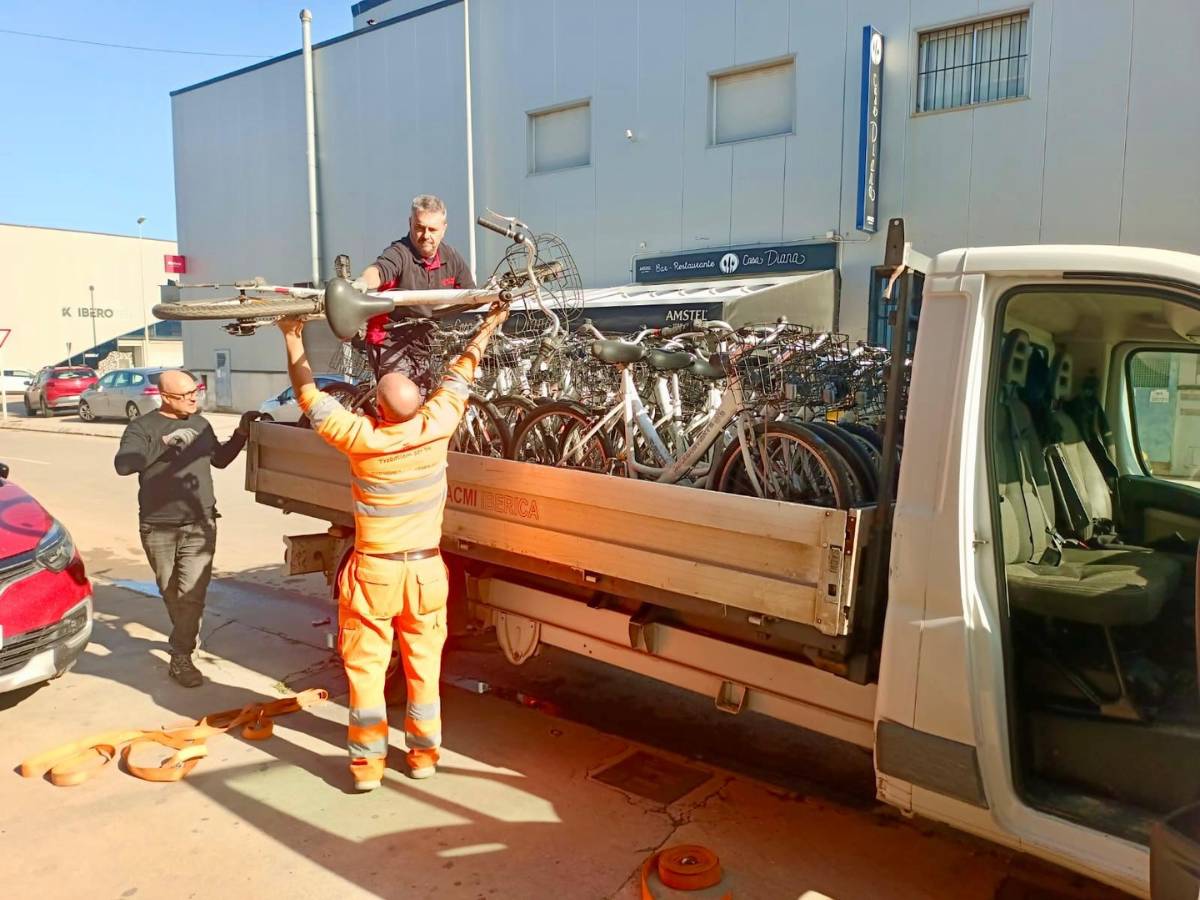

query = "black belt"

[365,547,440,561]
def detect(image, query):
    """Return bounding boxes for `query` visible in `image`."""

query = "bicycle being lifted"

[152,211,583,457]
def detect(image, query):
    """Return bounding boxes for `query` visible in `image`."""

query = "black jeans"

[139,518,217,656]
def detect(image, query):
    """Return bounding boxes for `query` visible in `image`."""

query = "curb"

[0,420,122,440]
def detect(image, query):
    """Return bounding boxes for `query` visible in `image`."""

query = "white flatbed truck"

[245,222,1200,898]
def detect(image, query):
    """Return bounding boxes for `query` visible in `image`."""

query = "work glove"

[163,428,200,451]
[236,410,266,437]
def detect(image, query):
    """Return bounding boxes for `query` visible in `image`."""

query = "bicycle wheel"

[838,421,883,452]
[509,400,614,472]
[152,296,322,321]
[489,394,537,431]
[450,396,511,459]
[298,381,362,428]
[713,420,859,508]
[805,420,878,502]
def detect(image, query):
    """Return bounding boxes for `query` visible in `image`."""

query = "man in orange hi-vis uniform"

[277,302,507,791]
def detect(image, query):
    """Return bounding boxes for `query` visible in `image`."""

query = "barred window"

[916,12,1030,113]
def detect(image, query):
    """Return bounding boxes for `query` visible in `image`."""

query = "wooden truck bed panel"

[248,422,873,635]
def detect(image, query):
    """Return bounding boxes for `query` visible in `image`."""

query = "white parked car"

[258,374,357,424]
[1,369,35,393]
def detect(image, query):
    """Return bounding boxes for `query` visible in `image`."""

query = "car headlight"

[35,521,76,573]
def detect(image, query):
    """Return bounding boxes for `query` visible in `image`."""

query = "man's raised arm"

[277,317,368,452]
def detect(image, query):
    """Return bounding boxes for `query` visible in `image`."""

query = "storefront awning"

[511,270,839,334]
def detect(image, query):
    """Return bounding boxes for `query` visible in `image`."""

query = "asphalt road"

[0,427,1128,899]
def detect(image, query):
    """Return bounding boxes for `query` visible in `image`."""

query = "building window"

[528,100,591,174]
[710,57,795,145]
[916,11,1030,113]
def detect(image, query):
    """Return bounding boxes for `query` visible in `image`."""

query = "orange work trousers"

[335,551,448,771]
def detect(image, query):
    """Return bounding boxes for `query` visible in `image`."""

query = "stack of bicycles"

[475,318,905,509]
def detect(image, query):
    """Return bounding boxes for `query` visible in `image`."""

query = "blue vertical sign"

[856,26,884,233]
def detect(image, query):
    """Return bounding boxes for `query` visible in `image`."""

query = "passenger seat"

[1045,352,1122,541]
[995,330,1182,718]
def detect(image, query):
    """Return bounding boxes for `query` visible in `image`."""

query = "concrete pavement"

[0,429,1128,899]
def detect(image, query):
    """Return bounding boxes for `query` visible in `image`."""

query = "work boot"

[168,653,203,688]
[350,757,385,792]
[407,751,437,780]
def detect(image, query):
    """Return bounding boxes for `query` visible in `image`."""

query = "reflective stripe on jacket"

[298,344,480,553]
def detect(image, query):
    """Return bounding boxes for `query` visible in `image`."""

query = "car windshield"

[55,369,94,379]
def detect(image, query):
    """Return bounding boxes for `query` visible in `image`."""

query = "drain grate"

[591,750,712,805]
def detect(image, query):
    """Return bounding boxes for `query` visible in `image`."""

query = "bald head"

[376,373,423,422]
[158,369,199,418]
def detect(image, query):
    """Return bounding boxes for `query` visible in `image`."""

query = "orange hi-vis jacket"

[297,341,483,553]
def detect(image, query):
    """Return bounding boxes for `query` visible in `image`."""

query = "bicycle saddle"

[325,277,395,341]
[690,353,727,380]
[590,340,646,365]
[645,349,695,371]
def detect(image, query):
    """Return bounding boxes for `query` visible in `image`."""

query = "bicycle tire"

[152,296,322,321]
[298,381,362,428]
[805,420,878,503]
[838,421,884,452]
[489,394,537,430]
[508,400,614,471]
[712,420,859,508]
[450,396,511,459]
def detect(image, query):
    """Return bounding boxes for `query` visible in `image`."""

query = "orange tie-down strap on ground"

[640,845,730,899]
[18,688,328,787]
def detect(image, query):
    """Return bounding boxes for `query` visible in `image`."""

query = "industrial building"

[0,223,181,376]
[170,0,1199,410]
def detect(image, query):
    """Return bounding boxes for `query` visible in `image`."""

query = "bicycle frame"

[562,365,762,491]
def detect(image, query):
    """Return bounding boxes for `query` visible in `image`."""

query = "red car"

[23,366,98,417]
[0,461,92,694]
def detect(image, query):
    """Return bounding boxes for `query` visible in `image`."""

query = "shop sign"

[856,26,884,233]
[634,242,837,285]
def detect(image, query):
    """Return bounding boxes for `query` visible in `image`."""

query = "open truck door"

[1151,553,1200,899]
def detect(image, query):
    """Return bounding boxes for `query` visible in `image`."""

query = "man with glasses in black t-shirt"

[114,369,263,687]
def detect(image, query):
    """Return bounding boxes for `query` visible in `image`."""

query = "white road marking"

[1,455,49,465]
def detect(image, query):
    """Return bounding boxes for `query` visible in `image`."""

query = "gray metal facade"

[171,0,1200,410]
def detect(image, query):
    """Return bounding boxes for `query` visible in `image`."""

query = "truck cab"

[882,238,1199,897]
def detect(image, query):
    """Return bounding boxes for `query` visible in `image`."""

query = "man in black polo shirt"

[352,194,479,407]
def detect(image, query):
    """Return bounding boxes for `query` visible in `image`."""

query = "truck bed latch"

[628,605,658,654]
[714,681,748,715]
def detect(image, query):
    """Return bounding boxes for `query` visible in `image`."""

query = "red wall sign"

[164,254,187,274]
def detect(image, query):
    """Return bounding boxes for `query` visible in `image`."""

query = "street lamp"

[88,285,97,362]
[137,216,149,366]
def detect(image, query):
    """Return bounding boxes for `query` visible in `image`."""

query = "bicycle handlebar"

[476,215,516,239]
[659,323,691,339]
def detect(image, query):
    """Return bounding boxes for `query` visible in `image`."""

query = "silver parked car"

[258,374,356,424]
[78,367,207,422]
